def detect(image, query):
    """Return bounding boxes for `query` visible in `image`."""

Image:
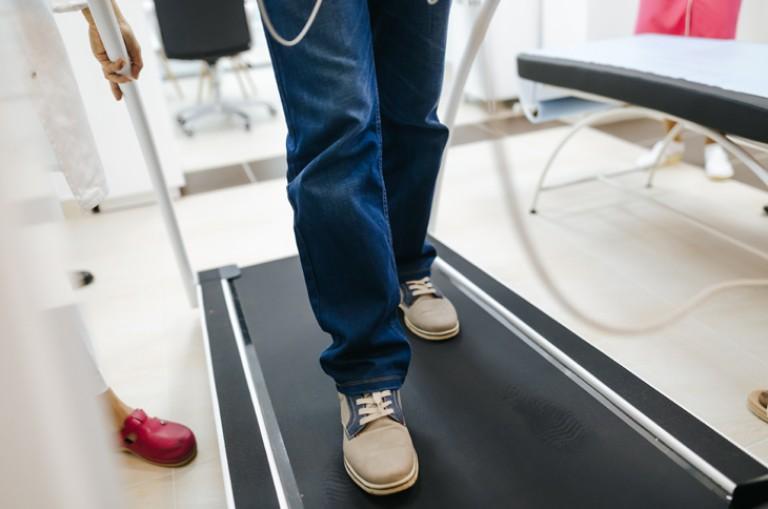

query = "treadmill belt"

[231,255,735,508]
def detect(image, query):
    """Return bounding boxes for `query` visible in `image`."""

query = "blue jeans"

[262,0,451,395]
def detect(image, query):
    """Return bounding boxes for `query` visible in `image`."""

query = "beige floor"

[65,125,768,508]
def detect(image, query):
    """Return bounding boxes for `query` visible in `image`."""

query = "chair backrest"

[153,0,251,62]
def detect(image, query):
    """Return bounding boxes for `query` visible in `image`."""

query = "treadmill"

[194,3,768,506]
[198,237,768,509]
[82,1,768,507]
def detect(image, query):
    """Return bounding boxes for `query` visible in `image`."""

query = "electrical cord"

[490,132,768,335]
[256,0,324,47]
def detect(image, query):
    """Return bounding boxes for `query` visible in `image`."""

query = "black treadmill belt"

[232,256,730,509]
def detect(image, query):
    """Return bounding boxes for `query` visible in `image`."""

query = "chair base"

[176,100,276,137]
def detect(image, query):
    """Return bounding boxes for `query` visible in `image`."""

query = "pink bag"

[635,0,742,39]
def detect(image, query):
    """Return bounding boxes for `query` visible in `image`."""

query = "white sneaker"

[636,140,685,168]
[704,144,734,180]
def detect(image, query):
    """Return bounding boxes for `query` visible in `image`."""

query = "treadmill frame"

[198,243,768,508]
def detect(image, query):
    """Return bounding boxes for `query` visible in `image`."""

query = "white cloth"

[4,0,108,395]
[0,6,119,504]
[16,0,109,209]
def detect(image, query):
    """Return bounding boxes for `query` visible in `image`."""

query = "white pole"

[429,0,502,233]
[86,0,198,307]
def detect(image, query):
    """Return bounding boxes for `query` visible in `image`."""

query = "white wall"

[542,0,589,48]
[738,0,768,43]
[585,0,640,40]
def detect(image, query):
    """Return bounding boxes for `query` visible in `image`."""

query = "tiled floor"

[65,125,768,508]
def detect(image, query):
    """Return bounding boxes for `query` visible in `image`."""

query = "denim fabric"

[261,0,451,395]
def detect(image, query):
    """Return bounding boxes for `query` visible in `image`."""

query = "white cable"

[255,0,323,47]
[490,134,768,335]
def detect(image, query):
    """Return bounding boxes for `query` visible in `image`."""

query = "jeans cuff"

[336,374,405,396]
[397,267,432,284]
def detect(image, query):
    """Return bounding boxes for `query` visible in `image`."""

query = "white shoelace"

[405,277,438,298]
[356,390,395,426]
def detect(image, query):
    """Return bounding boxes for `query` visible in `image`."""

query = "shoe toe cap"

[410,299,458,332]
[345,426,416,486]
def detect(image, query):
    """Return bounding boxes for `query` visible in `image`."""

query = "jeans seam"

[398,264,433,277]
[292,222,323,324]
[368,46,400,287]
[263,31,297,178]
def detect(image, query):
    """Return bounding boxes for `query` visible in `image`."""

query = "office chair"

[153,0,275,136]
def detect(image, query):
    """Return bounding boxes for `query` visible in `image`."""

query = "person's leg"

[262,4,419,493]
[64,306,198,467]
[703,136,735,179]
[261,0,410,394]
[665,120,683,142]
[368,0,451,282]
[637,119,685,167]
[99,388,133,427]
[366,0,459,342]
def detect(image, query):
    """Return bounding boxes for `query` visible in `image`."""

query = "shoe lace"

[405,277,437,298]
[356,390,395,426]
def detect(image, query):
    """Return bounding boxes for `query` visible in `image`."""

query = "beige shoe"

[747,390,768,424]
[339,390,418,495]
[399,277,459,341]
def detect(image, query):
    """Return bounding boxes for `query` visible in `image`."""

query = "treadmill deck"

[200,241,768,508]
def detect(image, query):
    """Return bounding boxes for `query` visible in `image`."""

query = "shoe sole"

[120,444,198,468]
[399,306,460,341]
[344,454,419,496]
[747,390,768,424]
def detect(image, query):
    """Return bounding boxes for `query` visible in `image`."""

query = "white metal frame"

[530,106,768,213]
[87,0,197,306]
[527,105,768,262]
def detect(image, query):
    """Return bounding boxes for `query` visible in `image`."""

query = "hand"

[82,4,143,101]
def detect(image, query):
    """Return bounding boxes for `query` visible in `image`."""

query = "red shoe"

[120,409,197,467]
